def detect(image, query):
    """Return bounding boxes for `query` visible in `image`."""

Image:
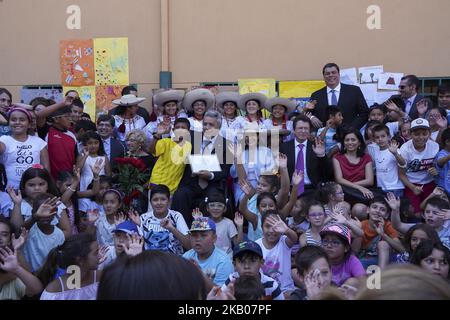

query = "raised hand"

[72,165,81,183]
[64,95,75,106]
[192,208,203,220]
[312,137,325,156]
[91,158,104,177]
[234,211,244,228]
[432,187,445,197]
[122,233,144,257]
[384,192,400,211]
[35,197,59,218]
[81,146,90,158]
[437,209,450,221]
[277,153,288,170]
[238,179,255,197]
[265,214,289,234]
[0,247,19,273]
[128,208,141,226]
[6,187,22,205]
[388,140,399,155]
[292,170,304,186]
[160,217,174,231]
[114,212,127,226]
[87,209,100,224]
[304,268,322,299]
[156,122,171,135]
[384,100,400,113]
[436,116,448,129]
[330,205,347,224]
[98,245,110,265]
[303,100,317,111]
[12,227,28,251]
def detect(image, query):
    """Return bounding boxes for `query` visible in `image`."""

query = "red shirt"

[46,126,77,179]
[334,153,372,183]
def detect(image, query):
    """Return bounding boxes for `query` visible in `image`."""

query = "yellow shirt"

[150,138,192,194]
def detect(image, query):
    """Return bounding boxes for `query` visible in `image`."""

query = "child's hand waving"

[304,269,322,299]
[266,214,289,234]
[128,209,141,226]
[234,212,244,228]
[12,227,28,251]
[114,212,127,226]
[192,208,203,220]
[384,192,400,211]
[122,234,144,257]
[292,170,304,186]
[0,247,20,273]
[6,187,22,205]
[35,197,59,218]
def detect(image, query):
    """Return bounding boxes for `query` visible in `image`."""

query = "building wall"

[1,0,449,103]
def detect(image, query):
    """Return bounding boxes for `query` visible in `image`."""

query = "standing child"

[46,106,77,180]
[130,184,191,254]
[22,194,66,272]
[256,211,298,294]
[38,233,103,300]
[183,217,234,287]
[76,131,110,192]
[223,241,284,300]
[299,200,326,247]
[317,106,343,156]
[399,118,440,215]
[0,107,50,189]
[368,124,406,197]
[319,223,366,286]
[8,167,71,238]
[202,193,244,257]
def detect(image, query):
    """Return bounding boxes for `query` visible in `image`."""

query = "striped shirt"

[223,271,284,300]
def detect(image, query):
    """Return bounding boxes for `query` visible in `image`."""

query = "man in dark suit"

[280,115,329,196]
[389,75,424,120]
[96,114,126,170]
[308,63,369,130]
[171,110,231,225]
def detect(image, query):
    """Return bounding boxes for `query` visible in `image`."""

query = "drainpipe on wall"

[159,0,172,88]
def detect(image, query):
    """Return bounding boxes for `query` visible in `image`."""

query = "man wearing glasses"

[392,75,424,120]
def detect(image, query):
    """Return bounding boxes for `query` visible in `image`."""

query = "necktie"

[296,144,305,196]
[202,139,212,155]
[331,89,338,106]
[404,99,411,114]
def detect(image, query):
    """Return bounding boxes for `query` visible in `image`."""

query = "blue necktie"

[331,89,338,106]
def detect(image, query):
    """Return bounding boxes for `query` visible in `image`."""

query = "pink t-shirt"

[334,153,372,183]
[331,255,365,286]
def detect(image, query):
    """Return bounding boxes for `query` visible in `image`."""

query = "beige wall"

[1,0,449,100]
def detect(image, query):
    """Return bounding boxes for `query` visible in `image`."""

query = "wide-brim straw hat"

[264,97,297,114]
[238,93,268,111]
[182,89,215,112]
[153,90,185,108]
[112,94,146,106]
[215,92,240,109]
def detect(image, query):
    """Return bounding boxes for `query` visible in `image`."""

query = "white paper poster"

[358,65,384,84]
[376,91,399,104]
[378,72,404,90]
[340,68,358,85]
[358,83,378,107]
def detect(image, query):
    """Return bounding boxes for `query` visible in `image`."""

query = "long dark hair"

[37,233,97,287]
[402,223,441,254]
[340,128,366,157]
[97,251,207,299]
[56,171,80,229]
[19,167,59,199]
[410,240,450,279]
[80,131,106,156]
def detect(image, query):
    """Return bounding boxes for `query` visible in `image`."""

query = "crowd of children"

[0,77,450,300]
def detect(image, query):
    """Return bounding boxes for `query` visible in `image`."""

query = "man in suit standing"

[390,75,424,120]
[96,114,126,170]
[171,110,231,225]
[308,63,369,130]
[280,115,328,196]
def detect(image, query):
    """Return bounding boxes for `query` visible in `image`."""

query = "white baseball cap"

[410,118,430,130]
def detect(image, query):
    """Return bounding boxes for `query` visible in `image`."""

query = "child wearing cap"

[356,195,404,270]
[99,220,143,269]
[222,240,284,300]
[319,223,365,286]
[46,105,77,180]
[398,118,440,215]
[182,217,234,287]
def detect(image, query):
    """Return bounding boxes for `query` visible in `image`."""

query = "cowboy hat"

[153,90,185,108]
[238,93,267,111]
[215,92,240,109]
[182,89,215,112]
[264,97,297,114]
[112,94,146,106]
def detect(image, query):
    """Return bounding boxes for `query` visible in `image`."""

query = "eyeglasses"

[335,192,344,195]
[398,85,408,89]
[321,239,342,247]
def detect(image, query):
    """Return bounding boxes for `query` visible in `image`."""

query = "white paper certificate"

[189,155,222,173]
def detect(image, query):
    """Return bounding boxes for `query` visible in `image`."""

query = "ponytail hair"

[316,182,339,203]
[37,233,97,287]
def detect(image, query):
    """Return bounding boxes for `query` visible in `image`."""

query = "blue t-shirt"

[246,194,262,241]
[182,246,234,286]
[435,149,450,194]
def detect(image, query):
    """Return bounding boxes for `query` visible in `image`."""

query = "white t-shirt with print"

[399,139,440,184]
[0,135,47,189]
[368,144,404,191]
[139,209,189,255]
[94,215,116,247]
[214,218,238,257]
[256,235,295,293]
